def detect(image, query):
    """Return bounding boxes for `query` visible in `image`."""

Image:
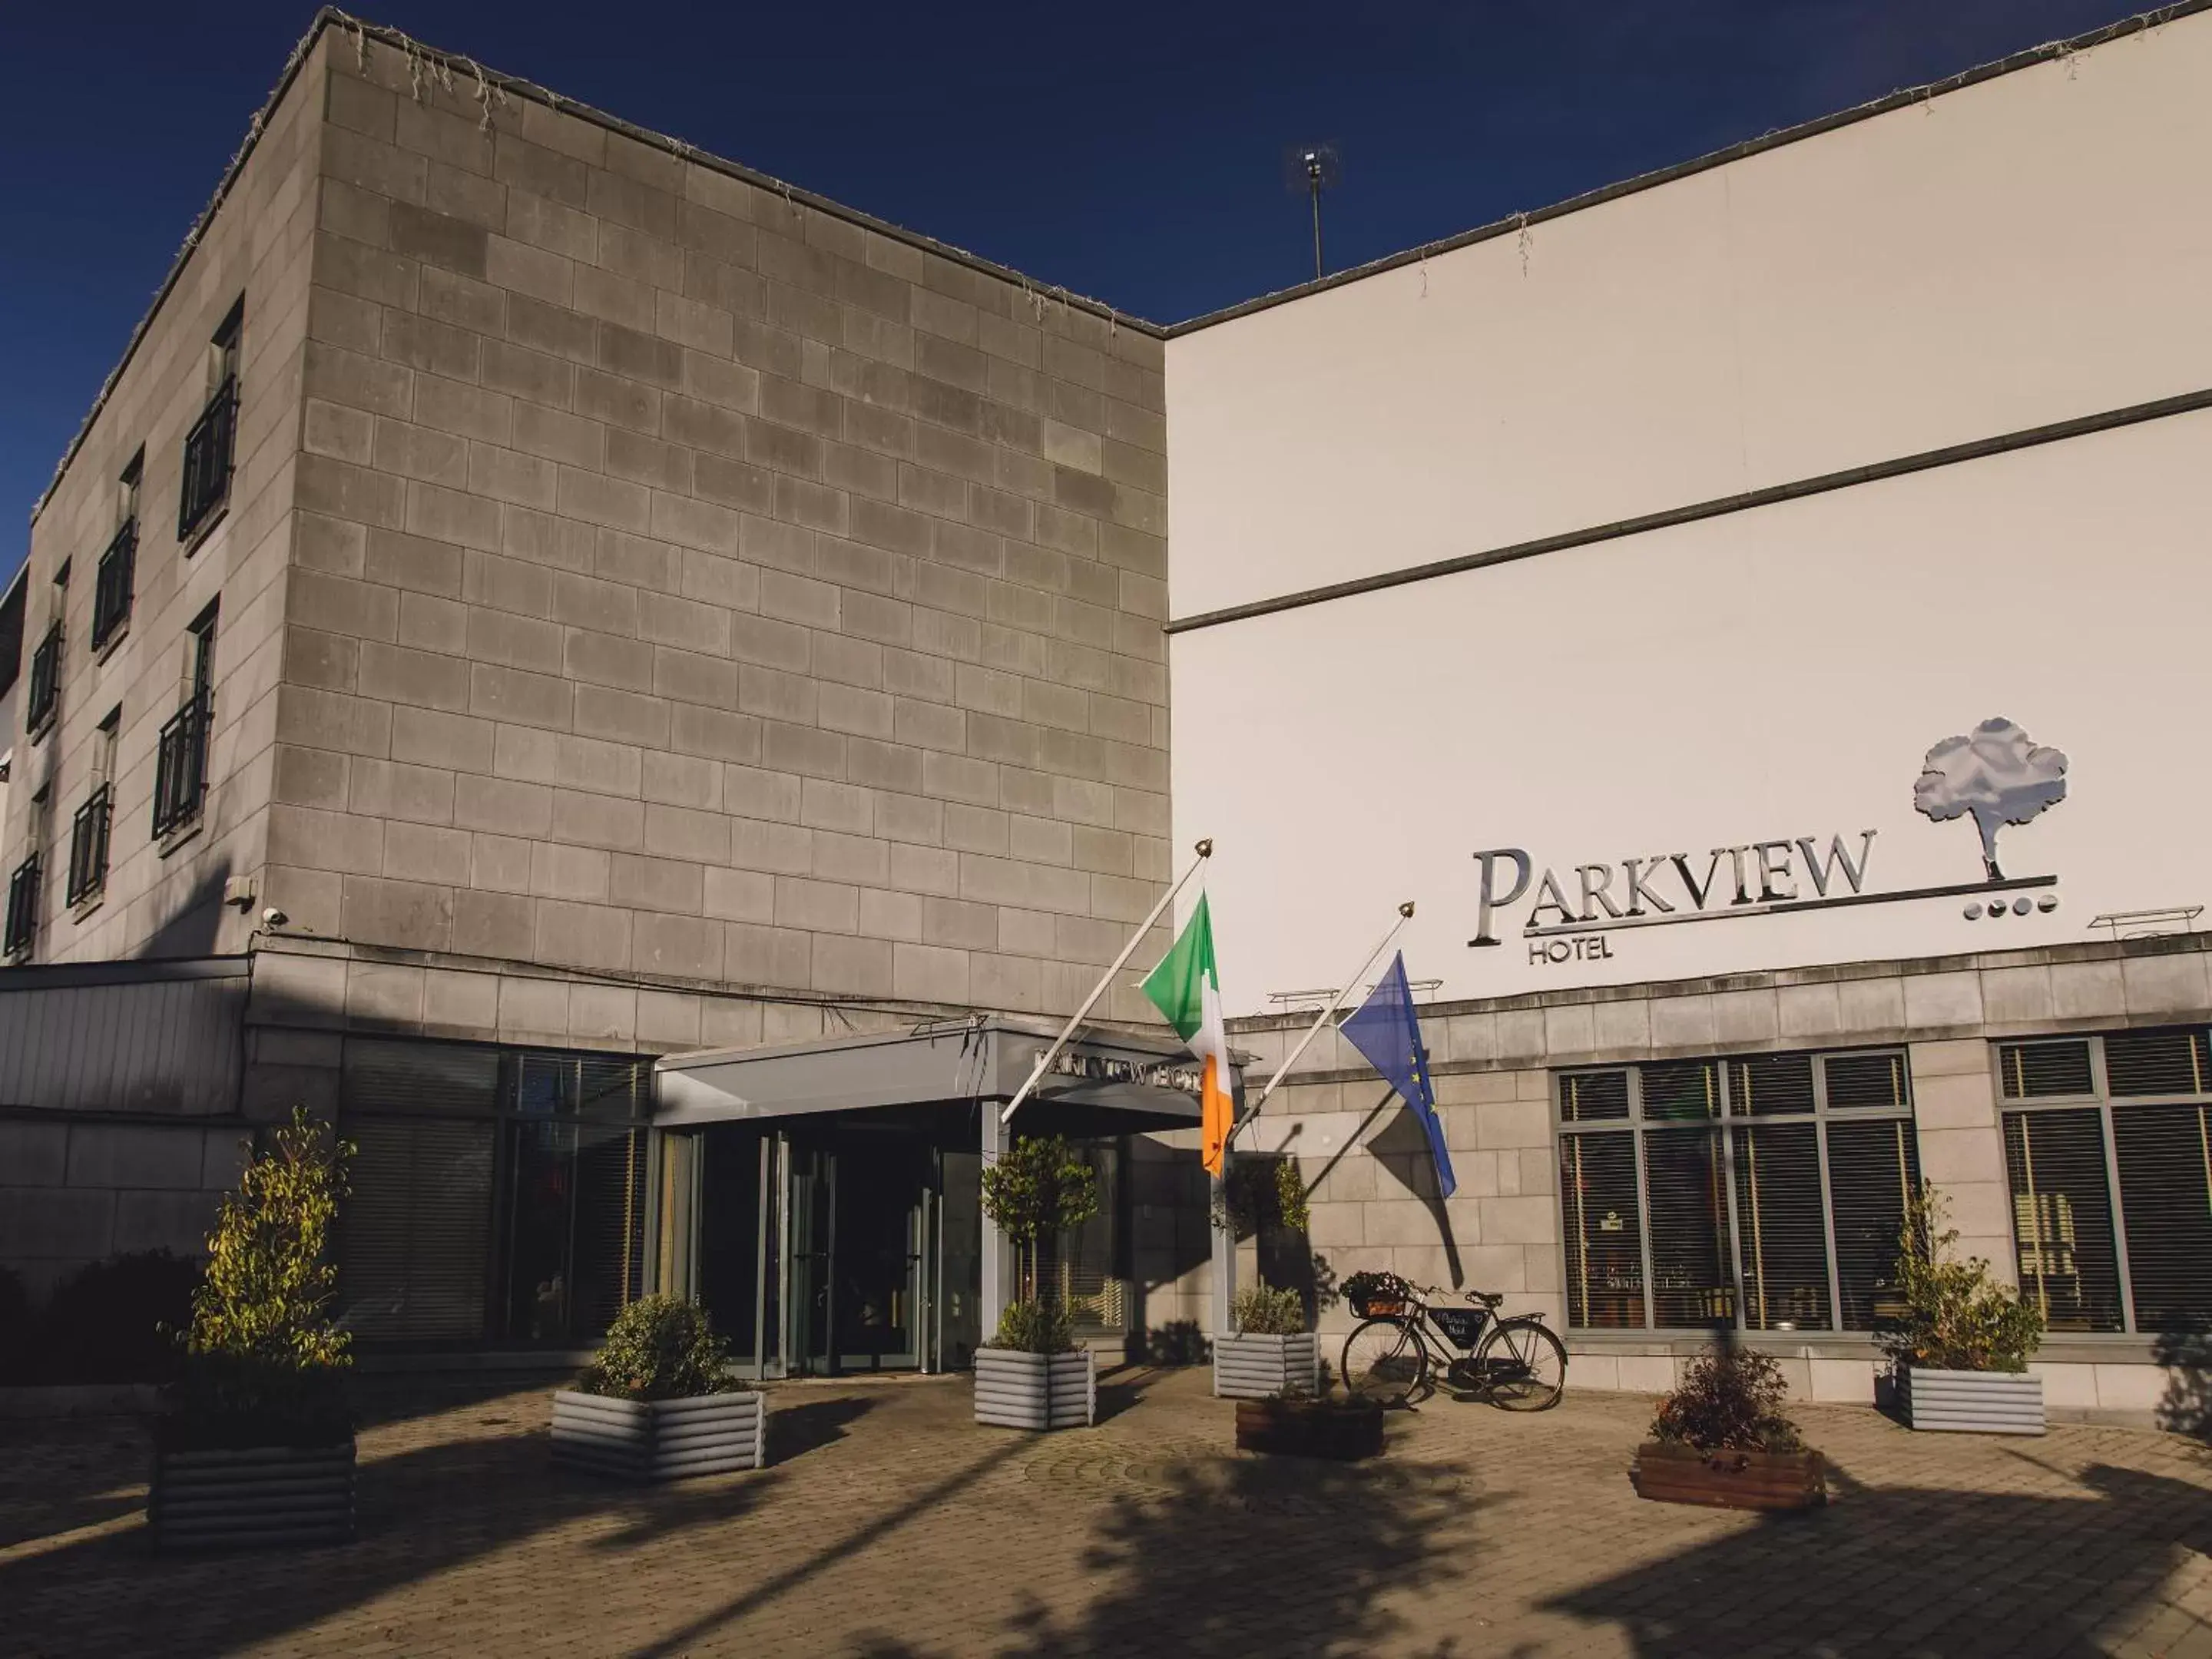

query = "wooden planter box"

[1630,1442,1826,1512]
[1900,1366,2046,1435]
[1214,1332,1319,1400]
[148,1440,356,1551]
[1234,1397,1383,1461]
[551,1389,768,1480]
[972,1348,1094,1431]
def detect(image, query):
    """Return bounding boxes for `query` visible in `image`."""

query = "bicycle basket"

[1345,1270,1414,1320]
[1429,1307,1490,1351]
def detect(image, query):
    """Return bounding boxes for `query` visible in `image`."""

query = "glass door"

[935,1149,982,1371]
[784,1135,836,1375]
[833,1130,926,1372]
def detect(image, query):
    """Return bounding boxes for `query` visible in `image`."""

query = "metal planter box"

[148,1440,356,1551]
[1213,1332,1319,1399]
[551,1389,769,1479]
[972,1347,1094,1431]
[1900,1366,2046,1435]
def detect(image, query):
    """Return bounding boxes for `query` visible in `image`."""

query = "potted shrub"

[1883,1184,2047,1435]
[1214,1283,1319,1400]
[973,1298,1096,1430]
[1631,1346,1826,1512]
[150,1108,357,1551]
[552,1296,766,1479]
[975,1135,1099,1432]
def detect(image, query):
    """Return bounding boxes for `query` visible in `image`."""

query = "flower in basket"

[1342,1270,1413,1317]
[1650,1348,1804,1455]
[167,1108,355,1452]
[578,1296,731,1401]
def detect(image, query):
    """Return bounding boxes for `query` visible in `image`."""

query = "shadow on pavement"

[0,1397,778,1657]
[1541,1458,2212,1657]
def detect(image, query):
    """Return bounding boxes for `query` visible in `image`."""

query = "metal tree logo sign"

[1911,718,2069,882]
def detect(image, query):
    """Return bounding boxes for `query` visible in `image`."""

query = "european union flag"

[1339,952,1456,1198]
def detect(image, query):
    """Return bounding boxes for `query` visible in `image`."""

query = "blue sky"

[1,0,2139,578]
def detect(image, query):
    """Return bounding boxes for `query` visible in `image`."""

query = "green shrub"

[991,1298,1075,1355]
[167,1108,354,1450]
[1213,1156,1310,1240]
[40,1250,202,1383]
[578,1295,730,1400]
[1882,1183,2044,1373]
[980,1135,1100,1306]
[1651,1347,1803,1454]
[1232,1283,1306,1336]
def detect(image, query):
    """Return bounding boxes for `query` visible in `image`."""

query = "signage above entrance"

[1470,719,2068,967]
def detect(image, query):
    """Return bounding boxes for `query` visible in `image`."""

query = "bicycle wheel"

[1340,1318,1428,1406]
[1475,1318,1566,1411]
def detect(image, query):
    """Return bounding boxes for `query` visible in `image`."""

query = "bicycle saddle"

[1465,1290,1504,1308]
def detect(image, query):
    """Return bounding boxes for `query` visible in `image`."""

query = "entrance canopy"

[654,1015,1230,1137]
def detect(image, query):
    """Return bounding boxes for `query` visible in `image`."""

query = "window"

[24,621,60,737]
[177,300,243,542]
[1556,1048,1919,1333]
[4,852,38,958]
[67,709,119,909]
[1995,1029,2212,1335]
[91,452,141,651]
[335,1038,653,1348]
[152,604,216,840]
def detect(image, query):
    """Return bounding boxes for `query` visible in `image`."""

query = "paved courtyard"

[2,1366,2210,1657]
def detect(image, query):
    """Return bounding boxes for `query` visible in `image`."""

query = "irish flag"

[1141,893,1234,1175]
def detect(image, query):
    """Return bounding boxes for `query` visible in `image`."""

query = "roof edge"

[1166,0,2212,338]
[30,6,1164,528]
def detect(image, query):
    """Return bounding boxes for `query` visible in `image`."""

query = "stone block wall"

[259,32,1172,1033]
[7,36,329,968]
[1220,935,2212,1417]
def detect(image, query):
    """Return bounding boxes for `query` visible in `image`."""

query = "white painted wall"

[1171,378,2212,1014]
[1167,14,2212,621]
[1165,16,2212,1015]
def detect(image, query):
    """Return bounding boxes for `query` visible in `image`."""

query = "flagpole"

[1228,901,1415,1147]
[999,838,1214,1128]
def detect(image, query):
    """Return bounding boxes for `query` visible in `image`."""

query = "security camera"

[262,907,288,927]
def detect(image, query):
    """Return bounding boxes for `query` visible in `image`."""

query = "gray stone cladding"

[14,19,1173,1044]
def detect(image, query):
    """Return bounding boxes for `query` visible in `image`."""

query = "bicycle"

[1338,1271,1567,1410]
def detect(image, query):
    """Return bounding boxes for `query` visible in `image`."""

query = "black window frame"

[1555,1046,1919,1336]
[152,608,218,842]
[65,782,113,909]
[25,621,61,737]
[177,301,243,545]
[333,1035,655,1351]
[4,853,40,959]
[1994,1028,2212,1336]
[91,456,141,653]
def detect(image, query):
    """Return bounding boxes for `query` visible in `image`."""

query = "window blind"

[1730,1121,1830,1330]
[1559,1131,1644,1328]
[2111,1102,2212,1330]
[1560,1071,1630,1122]
[2103,1029,2210,1098]
[2003,1108,2124,1332]
[336,1115,495,1343]
[1729,1054,1816,1117]
[1642,1060,1720,1121]
[1999,1040,2094,1100]
[1825,1117,1920,1330]
[1644,1127,1735,1327]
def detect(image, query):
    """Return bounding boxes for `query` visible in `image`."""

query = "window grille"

[91,521,135,651]
[66,783,111,906]
[151,690,210,839]
[1555,1046,1916,1333]
[25,624,60,735]
[4,854,38,957]
[177,377,237,541]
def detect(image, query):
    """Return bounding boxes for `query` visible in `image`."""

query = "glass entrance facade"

[661,1112,1126,1378]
